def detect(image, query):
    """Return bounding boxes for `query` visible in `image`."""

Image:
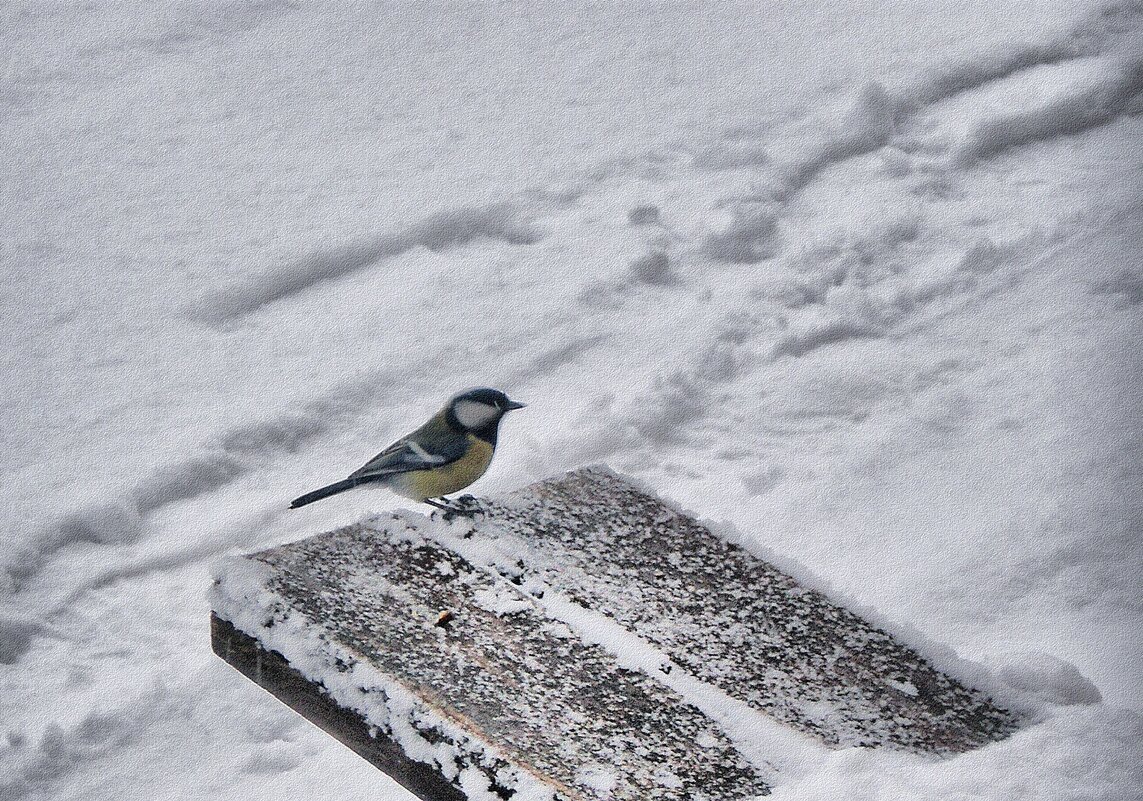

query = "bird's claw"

[429,494,487,522]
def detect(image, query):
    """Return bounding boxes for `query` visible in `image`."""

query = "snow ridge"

[190,200,548,322]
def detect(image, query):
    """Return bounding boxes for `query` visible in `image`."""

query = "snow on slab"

[431,469,1020,755]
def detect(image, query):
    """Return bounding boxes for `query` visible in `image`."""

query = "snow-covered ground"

[3,1,1142,798]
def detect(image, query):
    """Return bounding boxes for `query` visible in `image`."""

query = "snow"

[3,0,1142,799]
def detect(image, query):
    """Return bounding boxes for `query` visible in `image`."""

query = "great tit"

[289,387,526,511]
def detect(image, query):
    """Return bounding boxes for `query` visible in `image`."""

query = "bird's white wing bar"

[404,439,448,465]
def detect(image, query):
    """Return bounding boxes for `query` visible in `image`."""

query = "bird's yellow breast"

[389,435,495,501]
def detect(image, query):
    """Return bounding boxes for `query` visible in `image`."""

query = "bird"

[289,387,526,512]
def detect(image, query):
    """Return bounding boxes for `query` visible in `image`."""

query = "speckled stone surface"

[475,467,1019,753]
[213,468,1019,801]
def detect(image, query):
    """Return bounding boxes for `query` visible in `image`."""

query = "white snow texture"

[3,1,1142,800]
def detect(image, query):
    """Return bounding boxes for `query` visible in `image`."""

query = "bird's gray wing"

[348,412,468,480]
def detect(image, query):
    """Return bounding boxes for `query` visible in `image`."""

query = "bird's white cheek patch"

[454,399,500,429]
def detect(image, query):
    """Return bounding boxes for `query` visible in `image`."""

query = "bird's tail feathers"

[289,478,362,509]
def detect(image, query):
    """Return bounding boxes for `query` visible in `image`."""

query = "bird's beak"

[505,400,527,410]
